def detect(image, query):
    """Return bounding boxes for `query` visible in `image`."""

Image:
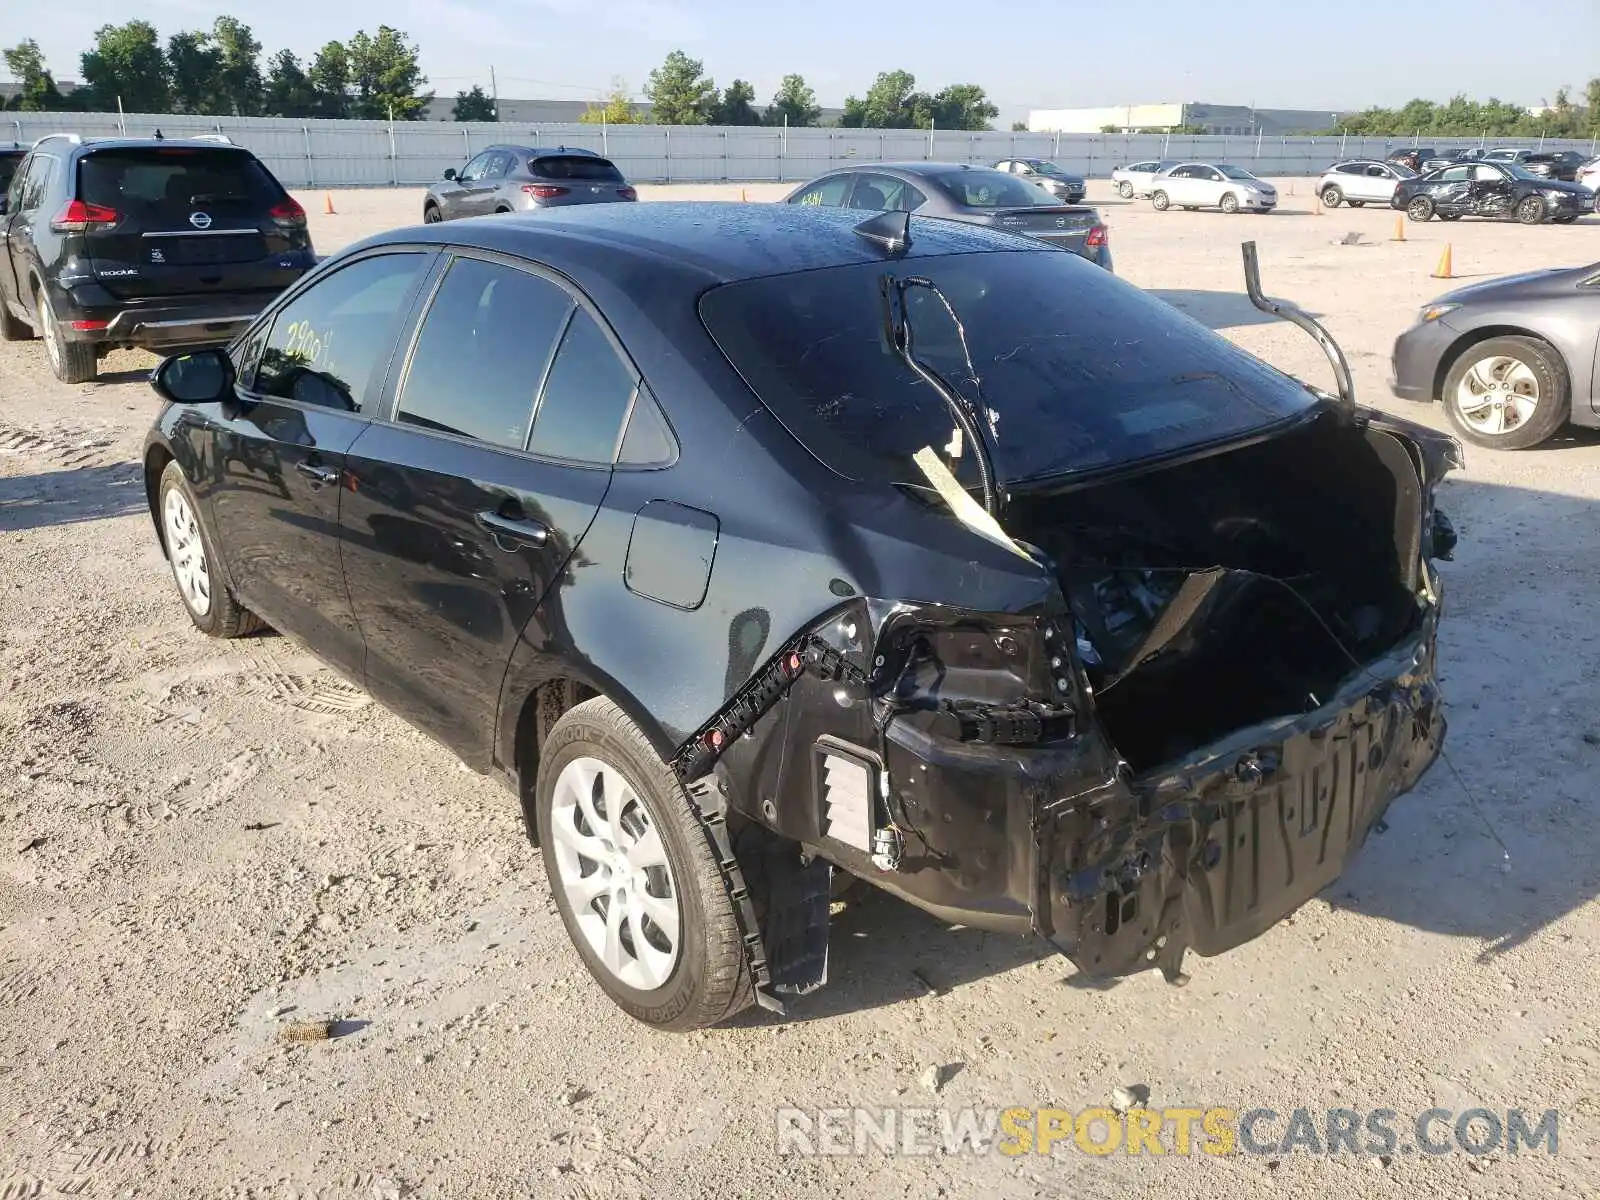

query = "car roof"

[813,161,1017,178]
[346,201,1045,287]
[487,144,603,157]
[43,136,260,159]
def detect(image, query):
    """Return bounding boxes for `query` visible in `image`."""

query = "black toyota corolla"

[142,203,1460,1030]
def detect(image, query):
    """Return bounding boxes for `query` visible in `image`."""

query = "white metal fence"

[9,110,1598,188]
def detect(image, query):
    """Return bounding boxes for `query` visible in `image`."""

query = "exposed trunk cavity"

[1007,412,1424,773]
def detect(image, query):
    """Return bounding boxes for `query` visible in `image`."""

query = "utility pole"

[490,65,499,120]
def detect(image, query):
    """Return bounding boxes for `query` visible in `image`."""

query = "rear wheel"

[1515,196,1546,225]
[157,460,263,637]
[1220,192,1240,214]
[36,284,97,384]
[1406,196,1435,222]
[1151,190,1170,211]
[1118,180,1134,198]
[1442,336,1568,450]
[1320,185,1343,208]
[536,696,752,1031]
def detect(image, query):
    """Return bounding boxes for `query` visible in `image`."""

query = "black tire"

[1515,196,1546,225]
[493,206,512,214]
[422,203,442,223]
[1151,190,1170,211]
[35,283,97,384]
[1320,185,1343,208]
[1553,214,1577,224]
[0,299,32,342]
[1118,181,1134,198]
[157,460,264,637]
[1220,192,1240,214]
[536,696,752,1031]
[1406,196,1435,222]
[1441,335,1569,450]
[1439,213,1461,221]
[1349,200,1366,208]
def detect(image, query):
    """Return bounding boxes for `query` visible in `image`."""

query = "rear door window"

[528,309,638,464]
[255,252,431,413]
[395,256,574,448]
[78,148,284,220]
[791,175,853,206]
[532,155,623,182]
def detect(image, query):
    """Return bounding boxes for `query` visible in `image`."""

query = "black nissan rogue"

[0,134,315,383]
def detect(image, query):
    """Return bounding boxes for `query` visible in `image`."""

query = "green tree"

[166,30,222,114]
[1013,120,1030,132]
[927,83,997,130]
[81,21,171,113]
[346,26,431,120]
[3,40,67,111]
[212,18,263,116]
[644,49,716,125]
[1587,77,1600,134]
[264,49,318,118]
[712,79,761,125]
[308,41,351,119]
[765,74,820,127]
[578,78,638,124]
[453,84,496,121]
[840,69,918,128]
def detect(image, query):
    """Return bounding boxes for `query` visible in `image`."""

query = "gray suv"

[423,145,638,222]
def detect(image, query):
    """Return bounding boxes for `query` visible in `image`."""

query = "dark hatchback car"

[1391,261,1600,449]
[422,144,637,222]
[0,134,314,383]
[1387,147,1436,172]
[784,163,1111,270]
[143,203,1458,1030]
[1392,161,1593,225]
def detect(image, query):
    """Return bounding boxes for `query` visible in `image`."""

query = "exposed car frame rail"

[1241,240,1356,415]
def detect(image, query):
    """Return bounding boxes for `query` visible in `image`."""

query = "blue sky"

[16,0,1600,123]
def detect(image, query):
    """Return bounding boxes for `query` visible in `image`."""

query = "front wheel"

[157,461,264,637]
[537,696,753,1031]
[1442,336,1569,450]
[1515,196,1546,225]
[422,204,442,223]
[1406,196,1435,222]
[1151,190,1170,211]
[1320,185,1343,208]
[1220,192,1240,214]
[1118,180,1134,198]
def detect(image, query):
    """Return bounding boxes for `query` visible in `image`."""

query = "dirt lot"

[2,181,1599,1199]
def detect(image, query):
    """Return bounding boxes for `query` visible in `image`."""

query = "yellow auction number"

[282,319,331,366]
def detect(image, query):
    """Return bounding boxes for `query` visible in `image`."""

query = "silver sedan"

[1318,160,1416,209]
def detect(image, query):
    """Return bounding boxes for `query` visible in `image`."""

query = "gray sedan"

[992,158,1086,203]
[422,144,637,222]
[1390,262,1600,449]
[782,163,1112,270]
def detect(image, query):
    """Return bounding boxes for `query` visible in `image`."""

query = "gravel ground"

[2,181,1598,1199]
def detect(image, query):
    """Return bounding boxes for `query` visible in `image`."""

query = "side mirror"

[151,347,234,404]
[442,168,458,181]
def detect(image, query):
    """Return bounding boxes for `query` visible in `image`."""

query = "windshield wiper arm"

[880,273,1002,517]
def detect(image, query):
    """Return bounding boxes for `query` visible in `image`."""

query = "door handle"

[475,509,550,550]
[295,460,340,486]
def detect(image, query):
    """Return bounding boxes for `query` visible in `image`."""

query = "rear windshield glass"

[928,169,1055,208]
[533,155,623,181]
[79,148,284,215]
[699,250,1317,488]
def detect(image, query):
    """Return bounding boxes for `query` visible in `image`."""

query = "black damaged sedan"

[142,203,1460,1030]
[1393,160,1594,224]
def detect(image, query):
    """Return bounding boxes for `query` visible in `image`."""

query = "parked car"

[140,203,1458,1029]
[0,144,27,195]
[1522,151,1588,183]
[1149,162,1278,213]
[1386,147,1436,172]
[0,133,314,384]
[1392,161,1593,225]
[1110,158,1178,199]
[991,158,1086,203]
[1391,261,1600,449]
[1318,160,1416,208]
[423,145,637,222]
[783,163,1111,270]
[1422,148,1486,171]
[1577,155,1600,193]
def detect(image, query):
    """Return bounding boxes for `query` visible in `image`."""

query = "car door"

[1158,165,1193,204]
[1359,163,1394,201]
[1,151,54,317]
[1192,166,1226,207]
[1431,165,1473,213]
[479,150,514,212]
[1470,164,1515,218]
[201,249,437,678]
[0,151,38,311]
[443,152,494,219]
[339,251,637,765]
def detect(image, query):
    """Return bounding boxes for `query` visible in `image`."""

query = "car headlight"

[1419,303,1460,323]
[1544,189,1570,200]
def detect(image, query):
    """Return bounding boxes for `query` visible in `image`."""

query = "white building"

[1029,101,1351,136]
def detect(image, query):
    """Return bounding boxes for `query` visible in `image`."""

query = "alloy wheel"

[163,488,213,616]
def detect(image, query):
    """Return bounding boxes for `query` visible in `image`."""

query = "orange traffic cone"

[1432,244,1454,279]
[323,193,336,215]
[1392,215,1406,242]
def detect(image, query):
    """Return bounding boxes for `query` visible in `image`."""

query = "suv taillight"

[523,184,569,199]
[1085,224,1108,248]
[617,185,638,200]
[51,200,119,233]
[269,198,307,226]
